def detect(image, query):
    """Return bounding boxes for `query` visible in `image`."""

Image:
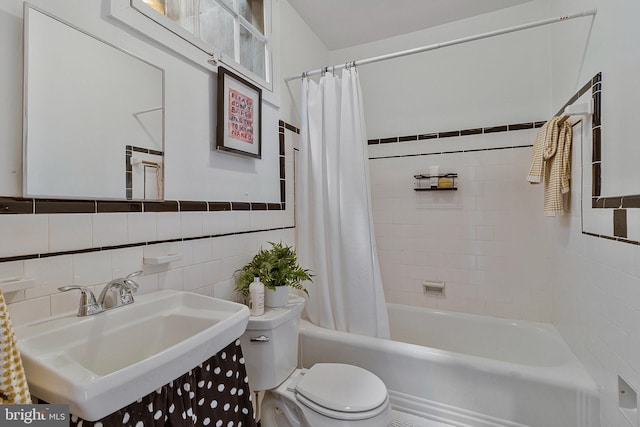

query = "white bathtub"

[299,304,599,427]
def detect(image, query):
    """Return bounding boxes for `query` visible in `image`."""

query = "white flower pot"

[265,286,289,307]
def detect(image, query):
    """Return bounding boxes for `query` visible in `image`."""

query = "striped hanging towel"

[527,116,573,216]
[0,289,32,404]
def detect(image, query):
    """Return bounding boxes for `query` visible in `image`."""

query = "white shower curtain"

[297,68,390,339]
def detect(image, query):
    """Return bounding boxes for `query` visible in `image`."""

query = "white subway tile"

[7,296,51,326]
[156,212,182,241]
[49,214,93,252]
[181,212,203,238]
[212,279,236,300]
[217,212,237,234]
[158,268,183,291]
[72,251,112,286]
[235,211,251,233]
[0,215,48,257]
[110,246,144,279]
[250,211,267,230]
[202,212,223,236]
[192,238,214,264]
[170,241,194,266]
[50,289,79,316]
[203,260,224,286]
[127,212,157,243]
[133,273,159,295]
[93,213,128,247]
[0,260,24,283]
[183,264,204,291]
[193,284,215,298]
[24,255,73,298]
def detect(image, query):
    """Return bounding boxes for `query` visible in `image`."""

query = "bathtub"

[299,304,599,427]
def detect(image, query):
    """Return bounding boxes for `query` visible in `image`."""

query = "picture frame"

[216,66,262,158]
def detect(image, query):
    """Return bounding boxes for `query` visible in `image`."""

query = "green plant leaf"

[234,241,313,297]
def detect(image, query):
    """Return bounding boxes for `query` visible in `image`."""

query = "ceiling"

[286,0,537,50]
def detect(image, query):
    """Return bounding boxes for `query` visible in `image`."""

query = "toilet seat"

[295,363,389,420]
[296,392,390,421]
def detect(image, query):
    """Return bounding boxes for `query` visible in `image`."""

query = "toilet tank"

[240,295,305,391]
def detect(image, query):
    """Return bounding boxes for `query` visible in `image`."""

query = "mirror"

[23,5,164,200]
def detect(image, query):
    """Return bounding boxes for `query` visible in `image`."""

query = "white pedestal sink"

[14,290,250,421]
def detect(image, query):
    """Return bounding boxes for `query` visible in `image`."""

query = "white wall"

[548,0,640,426]
[370,133,550,320]
[6,0,640,424]
[329,1,553,138]
[0,0,326,326]
[330,1,555,322]
[277,0,329,125]
[1,0,280,203]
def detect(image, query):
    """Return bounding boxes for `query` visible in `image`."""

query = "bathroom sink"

[14,290,249,421]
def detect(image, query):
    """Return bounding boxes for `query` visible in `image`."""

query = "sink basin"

[15,290,249,421]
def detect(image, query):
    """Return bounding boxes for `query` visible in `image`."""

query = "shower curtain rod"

[284,9,597,82]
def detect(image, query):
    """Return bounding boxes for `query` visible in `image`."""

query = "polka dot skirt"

[71,339,256,427]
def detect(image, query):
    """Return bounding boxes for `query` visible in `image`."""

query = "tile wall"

[0,124,299,326]
[369,123,552,322]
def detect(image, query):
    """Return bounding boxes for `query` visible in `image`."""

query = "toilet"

[239,296,391,427]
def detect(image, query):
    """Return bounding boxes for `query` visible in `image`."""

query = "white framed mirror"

[23,4,164,200]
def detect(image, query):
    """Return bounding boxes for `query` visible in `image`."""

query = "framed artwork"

[216,66,262,158]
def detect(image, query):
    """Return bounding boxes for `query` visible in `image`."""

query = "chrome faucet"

[58,271,142,316]
[57,285,102,317]
[98,270,141,310]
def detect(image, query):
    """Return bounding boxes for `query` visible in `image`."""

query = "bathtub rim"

[299,311,598,396]
[386,302,575,367]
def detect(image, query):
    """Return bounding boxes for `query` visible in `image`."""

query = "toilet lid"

[296,363,388,413]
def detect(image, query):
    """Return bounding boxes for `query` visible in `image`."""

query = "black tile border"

[368,72,640,245]
[209,202,232,211]
[179,201,208,212]
[572,73,640,245]
[231,202,251,211]
[0,120,295,217]
[0,120,298,262]
[0,198,34,214]
[97,201,143,213]
[367,120,544,146]
[35,199,96,214]
[0,225,297,264]
[614,209,627,238]
[369,144,534,160]
[583,231,640,246]
[143,201,179,212]
[279,121,294,205]
[460,128,483,136]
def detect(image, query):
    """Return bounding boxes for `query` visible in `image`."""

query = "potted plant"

[235,241,312,307]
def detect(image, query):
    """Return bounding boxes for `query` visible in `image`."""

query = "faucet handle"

[123,270,142,291]
[58,286,101,317]
[125,271,143,279]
